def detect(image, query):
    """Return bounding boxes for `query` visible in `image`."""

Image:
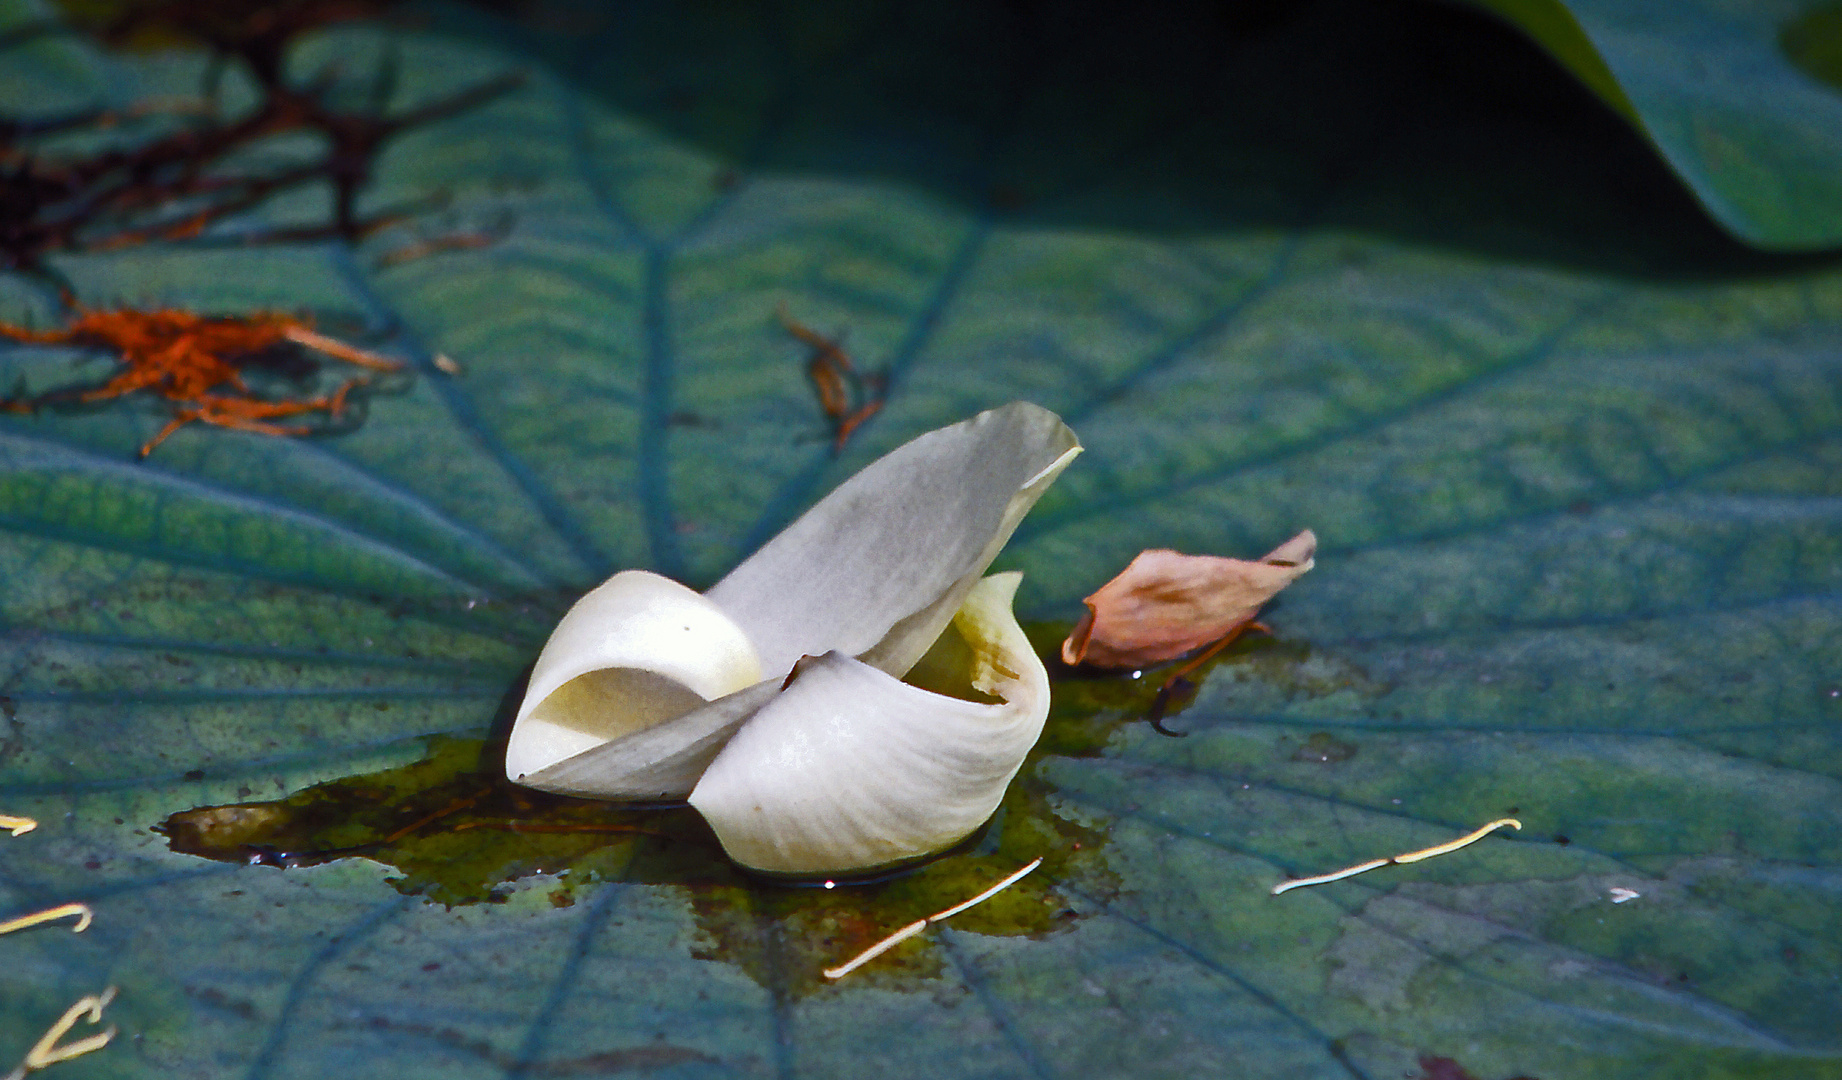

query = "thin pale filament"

[279,325,404,372]
[821,919,927,981]
[0,904,92,937]
[0,816,36,837]
[1270,858,1390,894]
[823,858,1045,981]
[1272,818,1522,896]
[1394,818,1523,863]
[926,857,1044,923]
[5,987,117,1080]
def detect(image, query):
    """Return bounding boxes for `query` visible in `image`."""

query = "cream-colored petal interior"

[505,570,763,785]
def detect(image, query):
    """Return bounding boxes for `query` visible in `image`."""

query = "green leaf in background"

[1456,0,1842,250]
[1,1,1840,1078]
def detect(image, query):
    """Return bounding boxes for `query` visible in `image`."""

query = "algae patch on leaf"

[153,619,1338,988]
[155,708,1115,990]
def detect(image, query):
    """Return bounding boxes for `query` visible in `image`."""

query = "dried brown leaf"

[1060,530,1315,668]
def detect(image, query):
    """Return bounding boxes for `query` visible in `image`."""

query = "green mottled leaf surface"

[1457,0,1842,249]
[2,1,1840,1078]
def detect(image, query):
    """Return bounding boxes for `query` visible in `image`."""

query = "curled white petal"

[707,402,1079,680]
[505,571,763,786]
[517,679,778,800]
[688,572,1047,875]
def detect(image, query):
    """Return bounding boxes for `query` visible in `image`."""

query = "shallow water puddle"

[157,626,1289,988]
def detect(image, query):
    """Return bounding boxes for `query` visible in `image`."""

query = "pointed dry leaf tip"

[1062,529,1316,668]
[506,403,1080,822]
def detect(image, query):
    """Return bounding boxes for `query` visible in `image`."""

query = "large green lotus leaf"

[1455,0,1842,250]
[1,1,1840,1078]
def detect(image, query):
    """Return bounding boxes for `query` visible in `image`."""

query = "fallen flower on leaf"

[0,307,404,456]
[505,402,1080,876]
[1062,530,1317,669]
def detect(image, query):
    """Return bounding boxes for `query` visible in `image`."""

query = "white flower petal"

[516,679,780,799]
[688,572,1048,875]
[705,402,1079,680]
[505,570,762,784]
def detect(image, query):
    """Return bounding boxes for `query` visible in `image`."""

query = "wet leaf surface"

[1,1,1840,1077]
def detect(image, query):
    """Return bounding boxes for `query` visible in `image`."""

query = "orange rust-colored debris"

[1061,530,1317,669]
[779,304,886,452]
[0,307,404,457]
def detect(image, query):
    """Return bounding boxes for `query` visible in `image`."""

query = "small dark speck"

[421,962,441,972]
[84,858,101,870]
[1554,834,1571,845]
[1506,806,1520,815]
[1567,499,1594,515]
[113,817,123,825]
[183,769,205,782]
